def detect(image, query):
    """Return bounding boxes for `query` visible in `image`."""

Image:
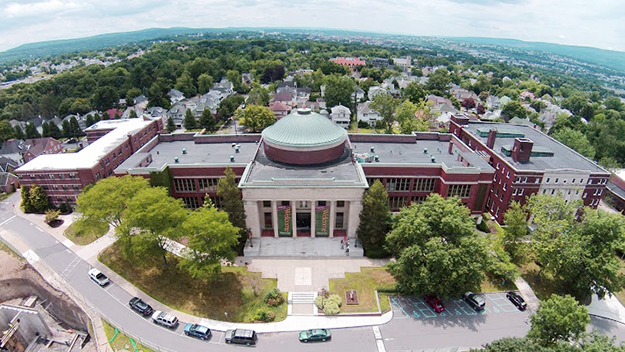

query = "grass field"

[64,220,110,245]
[100,242,287,322]
[329,267,396,313]
[102,320,155,352]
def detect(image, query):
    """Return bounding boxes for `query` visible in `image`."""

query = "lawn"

[612,256,625,305]
[102,320,155,352]
[481,274,518,293]
[328,267,396,313]
[519,262,557,300]
[64,220,110,245]
[99,242,287,323]
[0,192,14,202]
[0,241,23,260]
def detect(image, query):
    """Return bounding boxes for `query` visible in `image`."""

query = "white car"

[88,268,109,286]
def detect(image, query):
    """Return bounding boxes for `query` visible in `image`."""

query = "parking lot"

[391,292,524,320]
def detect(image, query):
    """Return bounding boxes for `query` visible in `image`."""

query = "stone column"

[291,201,297,238]
[329,200,336,238]
[272,200,279,238]
[310,200,316,238]
[347,200,362,238]
[244,200,260,238]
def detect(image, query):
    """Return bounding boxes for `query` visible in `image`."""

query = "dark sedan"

[299,329,331,342]
[129,297,154,316]
[506,291,527,311]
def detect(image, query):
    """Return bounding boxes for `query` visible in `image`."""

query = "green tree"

[402,81,426,104]
[502,202,529,262]
[178,207,239,280]
[528,294,590,347]
[92,86,118,111]
[197,73,214,95]
[0,120,15,143]
[247,83,270,106]
[198,109,216,132]
[29,185,51,213]
[356,180,391,257]
[501,101,528,121]
[553,127,596,160]
[62,120,72,138]
[386,194,489,298]
[217,167,246,253]
[370,93,398,133]
[175,71,197,98]
[236,104,276,132]
[76,175,150,228]
[166,117,176,132]
[324,74,356,112]
[24,122,41,139]
[129,109,138,118]
[425,68,451,96]
[126,87,142,104]
[119,187,187,268]
[21,186,33,213]
[395,99,429,134]
[41,121,50,138]
[183,109,197,130]
[47,122,62,139]
[13,124,25,140]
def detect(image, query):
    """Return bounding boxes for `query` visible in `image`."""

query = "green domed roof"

[262,108,347,148]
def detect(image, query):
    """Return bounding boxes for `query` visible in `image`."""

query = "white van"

[151,311,179,329]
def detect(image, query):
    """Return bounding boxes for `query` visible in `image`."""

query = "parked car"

[129,297,153,316]
[88,268,109,286]
[225,329,257,345]
[424,294,445,313]
[299,329,331,343]
[151,311,179,329]
[506,291,527,311]
[463,292,485,311]
[184,324,211,340]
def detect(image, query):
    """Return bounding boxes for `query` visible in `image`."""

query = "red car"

[424,295,445,313]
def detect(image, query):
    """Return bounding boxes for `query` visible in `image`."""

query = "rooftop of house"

[17,118,154,172]
[461,121,608,174]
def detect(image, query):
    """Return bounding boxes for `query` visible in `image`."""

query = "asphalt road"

[1,192,623,351]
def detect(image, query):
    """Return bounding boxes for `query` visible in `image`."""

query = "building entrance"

[296,213,312,236]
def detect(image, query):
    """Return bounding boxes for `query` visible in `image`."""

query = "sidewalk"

[7,194,394,334]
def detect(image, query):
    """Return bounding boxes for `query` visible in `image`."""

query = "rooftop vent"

[230,155,235,162]
[374,155,380,162]
[235,145,240,153]
[232,143,236,148]
[431,155,436,163]
[297,108,312,115]
[174,157,179,163]
[423,147,428,154]
[182,148,187,154]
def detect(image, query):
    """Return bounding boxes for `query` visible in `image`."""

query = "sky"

[0,0,624,53]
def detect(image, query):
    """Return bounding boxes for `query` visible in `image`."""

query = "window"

[503,183,507,191]
[580,179,584,184]
[572,179,575,183]
[335,212,344,229]
[281,201,290,206]
[182,197,199,209]
[413,178,435,192]
[386,178,410,192]
[512,189,518,196]
[262,201,271,208]
[496,163,500,170]
[448,184,472,198]
[546,178,550,183]
[318,201,327,206]
[389,197,407,209]
[336,201,345,207]
[506,171,510,179]
[555,178,559,183]
[411,196,427,204]
[519,189,524,196]
[583,193,587,199]
[49,174,55,179]
[174,178,196,192]
[198,178,218,192]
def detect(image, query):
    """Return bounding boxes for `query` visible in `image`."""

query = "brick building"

[15,118,162,206]
[449,116,609,223]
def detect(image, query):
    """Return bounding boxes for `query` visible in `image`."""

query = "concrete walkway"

[514,277,540,311]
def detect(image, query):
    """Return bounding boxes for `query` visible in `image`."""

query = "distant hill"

[0,27,211,63]
[449,37,625,73]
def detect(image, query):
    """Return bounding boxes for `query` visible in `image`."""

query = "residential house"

[371,58,390,68]
[277,81,296,89]
[0,172,19,193]
[0,140,25,165]
[392,56,412,71]
[330,57,366,69]
[357,101,382,127]
[22,138,63,163]
[481,110,502,121]
[272,92,296,108]
[269,101,290,119]
[520,91,536,100]
[330,104,351,129]
[242,73,253,84]
[352,88,365,101]
[499,96,512,106]
[426,94,453,109]
[486,96,501,109]
[168,89,185,105]
[167,103,187,128]
[368,86,388,101]
[103,108,123,120]
[433,104,460,130]
[0,156,18,172]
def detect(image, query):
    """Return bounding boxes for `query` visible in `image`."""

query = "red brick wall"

[264,143,345,165]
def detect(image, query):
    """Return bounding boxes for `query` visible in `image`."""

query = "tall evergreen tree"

[69,116,83,136]
[62,120,72,138]
[356,180,391,257]
[13,125,25,140]
[166,117,177,132]
[183,109,197,130]
[217,167,246,253]
[198,109,216,132]
[24,122,41,139]
[29,185,51,213]
[48,122,62,139]
[21,186,33,213]
[41,121,50,138]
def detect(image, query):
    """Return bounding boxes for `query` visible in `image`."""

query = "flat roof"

[351,139,493,172]
[17,119,153,172]
[116,140,258,173]
[462,121,608,174]
[241,143,367,188]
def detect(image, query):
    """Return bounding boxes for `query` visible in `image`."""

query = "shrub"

[326,294,342,307]
[315,293,342,315]
[323,301,340,315]
[264,288,284,306]
[315,296,325,310]
[357,120,370,128]
[255,309,276,322]
[476,219,489,232]
[45,209,60,224]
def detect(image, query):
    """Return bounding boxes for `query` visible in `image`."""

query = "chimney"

[511,138,533,163]
[451,114,469,126]
[486,128,497,149]
[448,141,453,155]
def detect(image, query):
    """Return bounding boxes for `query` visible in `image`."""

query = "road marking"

[376,340,386,352]
[22,250,40,263]
[0,215,15,226]
[372,326,382,339]
[36,226,44,232]
[62,239,75,248]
